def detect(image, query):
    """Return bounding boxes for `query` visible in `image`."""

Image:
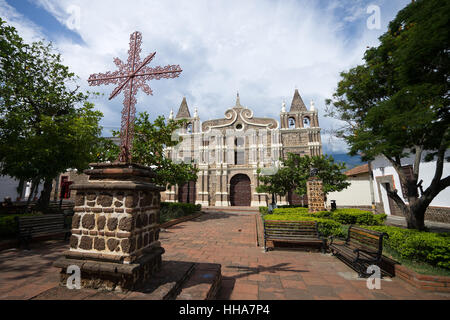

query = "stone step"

[176,263,222,300]
[32,260,222,300]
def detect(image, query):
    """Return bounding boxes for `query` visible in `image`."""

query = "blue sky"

[0,0,411,154]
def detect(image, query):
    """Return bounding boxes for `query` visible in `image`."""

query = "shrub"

[263,213,346,238]
[271,207,386,226]
[159,202,200,224]
[272,207,309,215]
[259,206,269,214]
[364,225,450,270]
[277,205,306,209]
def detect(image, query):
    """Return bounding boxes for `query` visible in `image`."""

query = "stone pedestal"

[306,177,325,213]
[54,162,165,292]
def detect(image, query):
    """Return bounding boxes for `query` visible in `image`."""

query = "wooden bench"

[44,201,75,215]
[16,214,71,249]
[329,225,389,277]
[264,220,326,253]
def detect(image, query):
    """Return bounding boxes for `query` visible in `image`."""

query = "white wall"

[326,173,372,207]
[0,175,44,202]
[371,150,450,215]
[0,175,20,201]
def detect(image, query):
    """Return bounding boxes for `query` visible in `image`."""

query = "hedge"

[364,225,450,270]
[269,207,386,226]
[160,202,201,224]
[262,213,346,238]
[0,213,43,239]
[259,206,268,214]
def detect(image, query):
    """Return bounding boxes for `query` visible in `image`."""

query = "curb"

[395,264,450,292]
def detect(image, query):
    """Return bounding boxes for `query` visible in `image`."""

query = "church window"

[234,137,245,165]
[288,117,296,129]
[186,123,193,134]
[303,116,311,128]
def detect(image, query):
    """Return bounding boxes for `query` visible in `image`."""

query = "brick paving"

[0,211,449,300]
[162,212,450,300]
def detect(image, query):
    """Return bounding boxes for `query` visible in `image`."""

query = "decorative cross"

[88,31,182,163]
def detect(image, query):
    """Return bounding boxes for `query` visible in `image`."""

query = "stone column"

[195,166,209,207]
[251,164,262,207]
[221,164,229,206]
[307,177,325,213]
[166,184,176,202]
[54,162,165,292]
[215,166,223,206]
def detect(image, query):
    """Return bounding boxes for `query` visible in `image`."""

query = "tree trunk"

[403,205,426,230]
[26,179,40,212]
[37,177,53,212]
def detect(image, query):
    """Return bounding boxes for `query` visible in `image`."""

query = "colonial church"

[162,89,323,207]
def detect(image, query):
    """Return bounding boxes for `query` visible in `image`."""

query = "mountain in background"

[327,153,365,170]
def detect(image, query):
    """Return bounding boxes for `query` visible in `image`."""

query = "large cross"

[88,31,182,163]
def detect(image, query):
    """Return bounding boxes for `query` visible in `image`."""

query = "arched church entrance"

[230,174,251,206]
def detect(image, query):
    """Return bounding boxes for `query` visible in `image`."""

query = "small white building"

[326,164,372,210]
[0,175,42,202]
[371,151,450,223]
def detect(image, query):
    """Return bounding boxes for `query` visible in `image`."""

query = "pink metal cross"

[88,31,182,163]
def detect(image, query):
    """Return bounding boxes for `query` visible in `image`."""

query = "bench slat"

[263,220,324,252]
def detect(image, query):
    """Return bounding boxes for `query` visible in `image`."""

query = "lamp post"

[268,160,280,213]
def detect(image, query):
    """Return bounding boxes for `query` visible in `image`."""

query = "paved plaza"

[0,212,449,300]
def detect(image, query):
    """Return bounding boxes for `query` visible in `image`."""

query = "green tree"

[107,112,198,188]
[0,18,104,209]
[93,137,120,163]
[256,166,294,203]
[325,0,449,230]
[256,153,349,204]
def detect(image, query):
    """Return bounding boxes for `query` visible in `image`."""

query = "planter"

[395,264,450,292]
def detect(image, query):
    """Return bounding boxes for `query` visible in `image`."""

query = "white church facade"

[162,89,323,207]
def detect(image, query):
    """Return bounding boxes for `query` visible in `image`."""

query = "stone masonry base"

[55,246,164,292]
[36,260,222,300]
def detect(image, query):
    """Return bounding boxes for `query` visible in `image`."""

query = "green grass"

[382,245,450,277]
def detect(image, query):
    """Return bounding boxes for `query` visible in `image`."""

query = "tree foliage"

[325,0,450,230]
[106,112,198,188]
[256,153,350,201]
[0,18,104,207]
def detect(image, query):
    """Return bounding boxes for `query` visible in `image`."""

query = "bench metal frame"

[329,225,389,278]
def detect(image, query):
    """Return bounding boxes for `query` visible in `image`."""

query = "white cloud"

[2,0,411,153]
[0,0,45,42]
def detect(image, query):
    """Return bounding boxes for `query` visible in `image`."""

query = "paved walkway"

[386,216,450,233]
[0,212,449,300]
